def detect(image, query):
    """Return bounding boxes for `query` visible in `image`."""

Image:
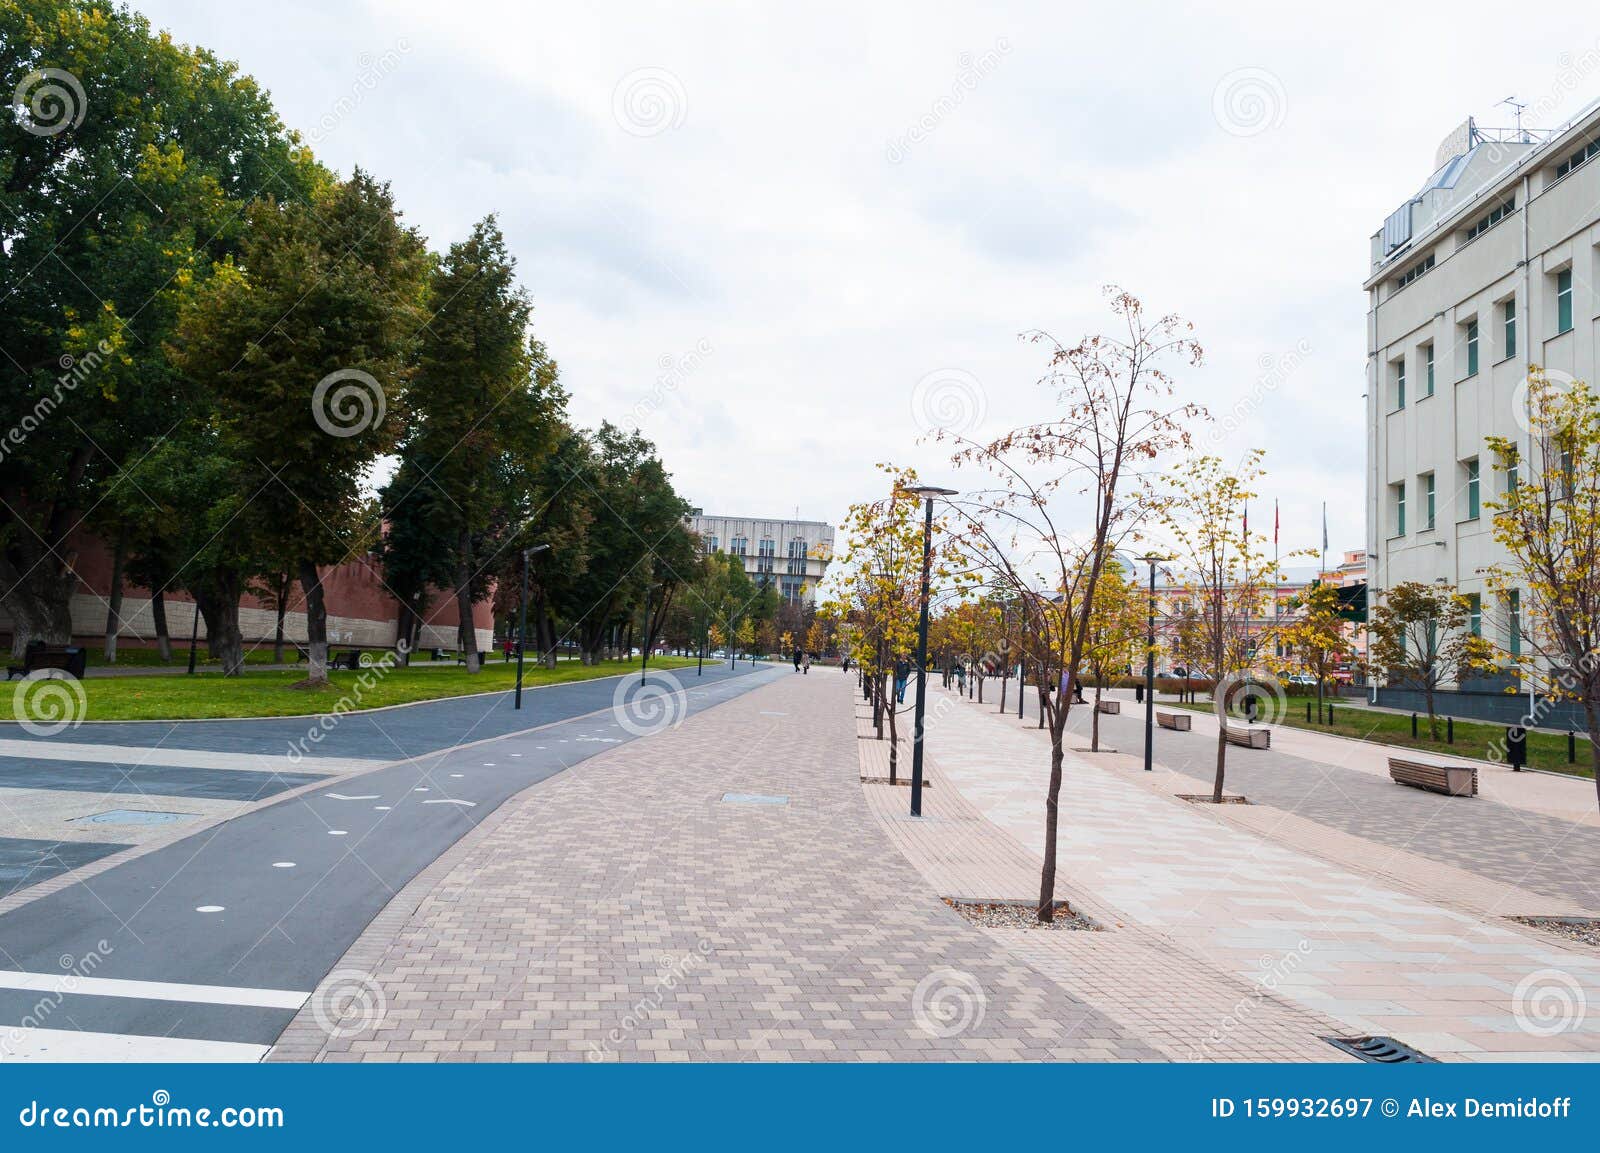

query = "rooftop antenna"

[1499,95,1529,142]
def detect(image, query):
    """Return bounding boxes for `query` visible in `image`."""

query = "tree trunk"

[999,671,1008,713]
[103,534,125,662]
[394,595,416,666]
[1212,720,1228,803]
[273,572,291,664]
[887,693,898,783]
[298,559,329,685]
[453,532,480,673]
[1036,728,1065,923]
[195,575,245,676]
[1091,683,1101,751]
[2,566,74,655]
[151,588,172,662]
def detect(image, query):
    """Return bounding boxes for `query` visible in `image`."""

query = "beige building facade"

[1365,103,1600,666]
[687,513,834,604]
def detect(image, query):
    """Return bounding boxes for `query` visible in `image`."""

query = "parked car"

[1285,673,1319,687]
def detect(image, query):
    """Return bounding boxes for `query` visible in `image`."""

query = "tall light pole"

[906,485,957,818]
[515,543,550,710]
[1135,552,1167,772]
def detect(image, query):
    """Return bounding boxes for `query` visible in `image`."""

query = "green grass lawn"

[1167,697,1594,779]
[52,656,700,721]
[84,646,289,668]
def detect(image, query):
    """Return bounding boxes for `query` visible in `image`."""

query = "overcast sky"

[134,0,1600,563]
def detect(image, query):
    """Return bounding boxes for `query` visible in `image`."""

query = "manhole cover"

[69,809,196,826]
[1323,1035,1436,1063]
[720,793,788,805]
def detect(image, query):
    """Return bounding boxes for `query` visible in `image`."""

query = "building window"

[1464,319,1479,377]
[1506,589,1521,657]
[1466,593,1482,638]
[1393,481,1406,536]
[1423,472,1435,530]
[1554,136,1600,179]
[756,537,775,574]
[1423,343,1435,396]
[1505,452,1519,493]
[779,577,803,604]
[1393,252,1435,292]
[730,535,747,556]
[1464,197,1515,241]
[1502,298,1516,359]
[1464,458,1480,520]
[1392,358,1406,409]
[1557,268,1574,334]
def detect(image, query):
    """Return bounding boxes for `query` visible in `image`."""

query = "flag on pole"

[1242,501,1248,540]
[1321,502,1329,552]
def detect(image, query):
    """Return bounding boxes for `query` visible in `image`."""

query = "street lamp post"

[906,485,957,818]
[1134,552,1167,772]
[515,543,550,710]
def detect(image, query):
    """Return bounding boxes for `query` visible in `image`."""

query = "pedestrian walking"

[792,647,802,671]
[894,655,911,704]
[802,652,812,675]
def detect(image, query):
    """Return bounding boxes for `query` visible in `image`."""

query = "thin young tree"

[1369,581,1493,741]
[1158,451,1277,803]
[940,287,1203,921]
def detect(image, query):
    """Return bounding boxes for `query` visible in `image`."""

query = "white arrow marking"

[324,792,380,801]
[422,798,477,807]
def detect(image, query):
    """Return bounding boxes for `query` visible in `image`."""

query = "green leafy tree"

[1269,581,1354,723]
[393,216,563,672]
[1369,580,1493,740]
[172,170,428,684]
[1485,369,1600,805]
[1,0,318,650]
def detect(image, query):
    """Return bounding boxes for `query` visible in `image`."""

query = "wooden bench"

[6,644,87,681]
[1095,698,1121,715]
[1388,756,1477,797]
[331,650,362,671]
[1156,710,1191,731]
[1223,725,1270,749]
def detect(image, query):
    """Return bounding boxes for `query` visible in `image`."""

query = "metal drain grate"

[720,793,789,806]
[69,809,196,826]
[1322,1035,1437,1063]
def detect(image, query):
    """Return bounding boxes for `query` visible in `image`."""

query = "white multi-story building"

[1364,105,1600,668]
[686,513,834,604]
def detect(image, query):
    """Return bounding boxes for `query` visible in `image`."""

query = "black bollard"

[1570,729,1577,764]
[1446,716,1453,744]
[1411,713,1418,739]
[1306,701,1312,723]
[1507,726,1527,771]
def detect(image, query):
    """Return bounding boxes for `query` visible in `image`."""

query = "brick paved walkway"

[269,671,1155,1061]
[916,687,1600,1061]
